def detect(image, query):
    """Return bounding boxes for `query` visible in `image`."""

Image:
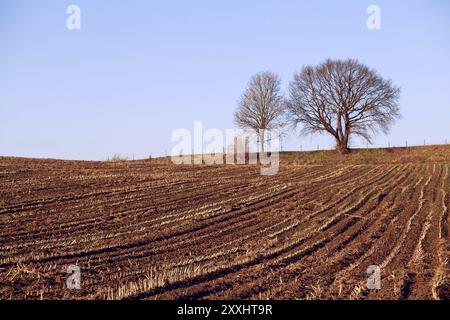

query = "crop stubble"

[0,156,448,300]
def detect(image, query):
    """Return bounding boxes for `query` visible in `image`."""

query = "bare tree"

[286,59,401,153]
[234,71,285,153]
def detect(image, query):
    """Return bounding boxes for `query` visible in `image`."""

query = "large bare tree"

[234,71,285,152]
[286,59,401,153]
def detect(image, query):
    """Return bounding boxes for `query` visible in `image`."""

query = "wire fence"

[295,138,449,152]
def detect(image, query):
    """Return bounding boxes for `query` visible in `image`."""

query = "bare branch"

[234,71,286,152]
[286,59,401,153]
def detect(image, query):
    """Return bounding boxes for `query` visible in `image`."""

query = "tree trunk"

[337,142,349,154]
[335,138,348,154]
[259,130,265,154]
[337,131,350,154]
[335,115,350,154]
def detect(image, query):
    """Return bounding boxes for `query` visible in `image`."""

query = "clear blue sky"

[1,0,449,160]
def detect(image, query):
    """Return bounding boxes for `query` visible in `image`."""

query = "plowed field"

[0,150,449,300]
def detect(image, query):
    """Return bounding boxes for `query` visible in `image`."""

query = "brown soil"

[0,147,449,300]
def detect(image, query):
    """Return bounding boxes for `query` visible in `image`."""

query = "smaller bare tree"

[234,71,285,153]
